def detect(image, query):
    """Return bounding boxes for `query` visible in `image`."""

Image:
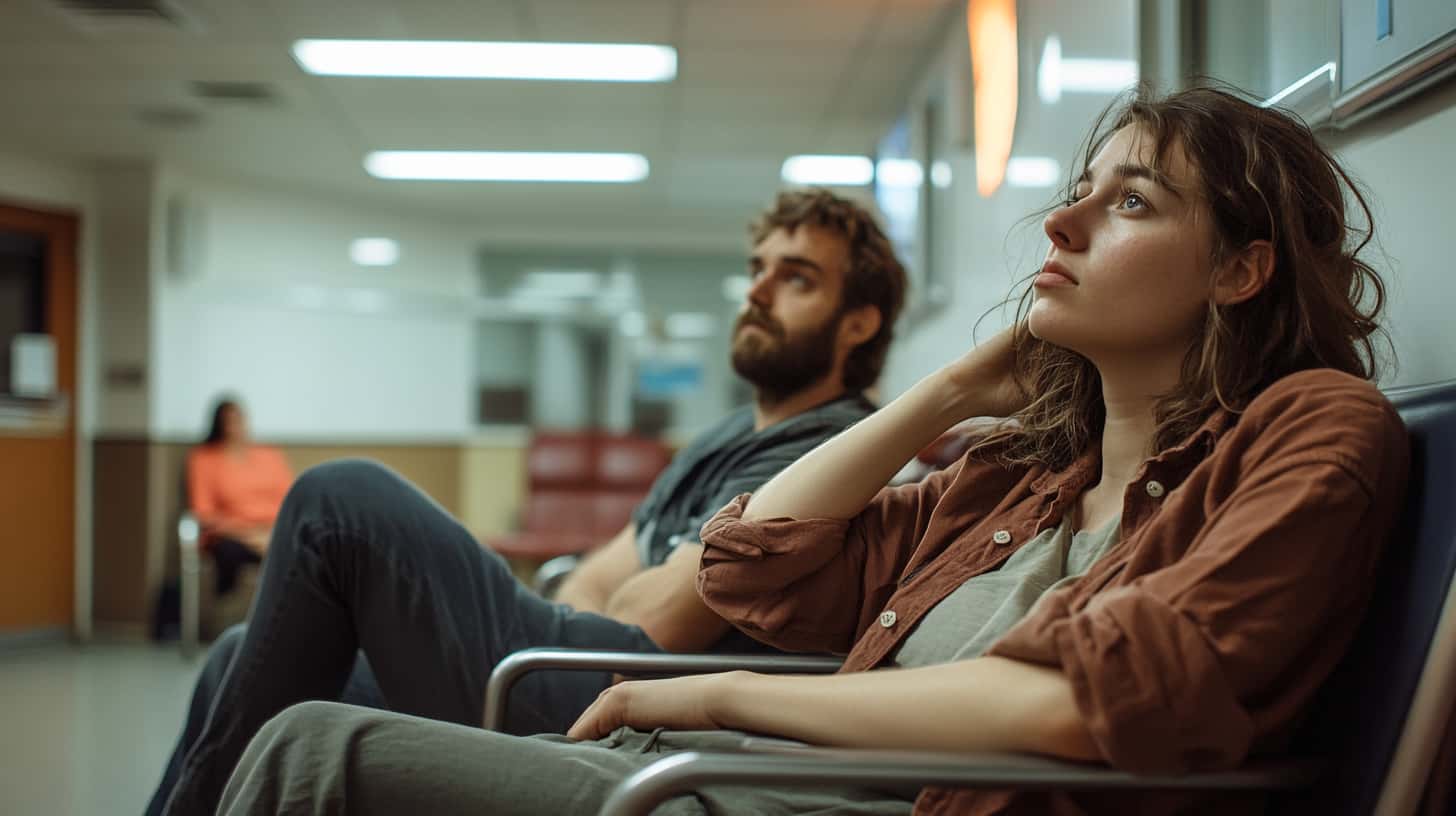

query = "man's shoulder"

[773,392,876,437]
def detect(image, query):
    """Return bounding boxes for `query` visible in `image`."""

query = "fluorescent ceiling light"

[365,151,649,183]
[1038,35,1138,104]
[350,237,400,266]
[876,158,924,188]
[781,155,875,186]
[931,160,954,189]
[292,39,677,83]
[1005,156,1061,188]
[665,312,717,340]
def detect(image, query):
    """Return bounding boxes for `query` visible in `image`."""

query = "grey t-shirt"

[631,392,876,567]
[892,513,1122,668]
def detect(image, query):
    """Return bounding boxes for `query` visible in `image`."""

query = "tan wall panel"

[461,443,528,538]
[278,445,463,519]
[91,438,151,625]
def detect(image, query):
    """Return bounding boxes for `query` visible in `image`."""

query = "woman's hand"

[936,324,1031,420]
[565,672,745,741]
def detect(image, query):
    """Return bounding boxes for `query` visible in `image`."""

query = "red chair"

[591,434,673,537]
[490,432,671,562]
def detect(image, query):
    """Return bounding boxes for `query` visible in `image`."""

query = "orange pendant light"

[967,0,1018,196]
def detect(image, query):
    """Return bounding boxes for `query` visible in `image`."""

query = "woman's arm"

[567,657,1099,760]
[743,327,1025,523]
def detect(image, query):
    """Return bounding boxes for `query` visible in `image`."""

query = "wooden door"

[0,202,79,634]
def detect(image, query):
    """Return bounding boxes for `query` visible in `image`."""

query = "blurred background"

[2,0,1455,812]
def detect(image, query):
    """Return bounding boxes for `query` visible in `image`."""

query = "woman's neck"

[1091,351,1183,492]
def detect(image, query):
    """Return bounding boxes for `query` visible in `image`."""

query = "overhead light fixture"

[350,237,400,266]
[292,39,678,83]
[1005,157,1062,188]
[364,151,650,183]
[930,161,954,189]
[875,158,924,188]
[1037,35,1138,104]
[781,155,875,187]
[968,0,1019,197]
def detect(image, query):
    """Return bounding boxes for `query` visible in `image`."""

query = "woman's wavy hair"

[980,84,1389,470]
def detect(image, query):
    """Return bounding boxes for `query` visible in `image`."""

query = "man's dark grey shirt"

[632,392,876,568]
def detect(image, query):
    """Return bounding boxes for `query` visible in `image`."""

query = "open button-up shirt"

[698,369,1410,815]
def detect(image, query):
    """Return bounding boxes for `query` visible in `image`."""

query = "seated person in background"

[188,397,293,595]
[216,86,1408,816]
[151,188,909,816]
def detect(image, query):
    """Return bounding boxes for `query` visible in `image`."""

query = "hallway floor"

[0,641,201,815]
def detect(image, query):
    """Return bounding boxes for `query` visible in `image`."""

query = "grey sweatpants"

[219,702,917,815]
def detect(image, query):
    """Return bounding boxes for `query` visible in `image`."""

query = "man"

[152,188,908,815]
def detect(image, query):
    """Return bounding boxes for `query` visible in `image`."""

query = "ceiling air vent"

[190,81,279,105]
[48,0,201,32]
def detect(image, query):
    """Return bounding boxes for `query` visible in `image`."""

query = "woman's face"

[1029,124,1217,362]
[222,405,248,443]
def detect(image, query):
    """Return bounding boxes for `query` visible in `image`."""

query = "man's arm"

[553,523,640,615]
[604,543,730,652]
[551,524,728,651]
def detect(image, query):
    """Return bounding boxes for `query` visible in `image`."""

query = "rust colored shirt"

[187,444,294,533]
[698,369,1410,815]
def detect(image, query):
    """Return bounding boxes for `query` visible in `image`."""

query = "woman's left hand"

[565,672,745,741]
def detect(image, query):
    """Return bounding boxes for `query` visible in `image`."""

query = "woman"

[188,398,293,594]
[216,85,1408,816]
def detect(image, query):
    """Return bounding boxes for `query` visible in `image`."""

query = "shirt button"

[1145,480,1166,498]
[879,610,897,628]
[992,530,1013,545]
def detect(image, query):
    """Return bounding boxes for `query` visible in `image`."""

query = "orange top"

[187,445,294,532]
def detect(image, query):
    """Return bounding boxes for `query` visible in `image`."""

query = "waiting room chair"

[483,379,1456,816]
[492,433,671,565]
[176,463,264,657]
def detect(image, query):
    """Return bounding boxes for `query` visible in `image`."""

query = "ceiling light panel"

[292,39,678,83]
[781,155,875,186]
[364,152,650,183]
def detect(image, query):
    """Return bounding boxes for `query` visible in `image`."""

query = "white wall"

[883,0,1139,398]
[152,171,480,441]
[1327,78,1456,388]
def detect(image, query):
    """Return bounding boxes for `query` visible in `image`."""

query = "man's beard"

[730,306,842,404]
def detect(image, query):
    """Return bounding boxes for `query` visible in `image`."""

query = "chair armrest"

[531,554,581,598]
[177,512,202,658]
[178,511,201,548]
[482,648,843,730]
[598,747,1322,816]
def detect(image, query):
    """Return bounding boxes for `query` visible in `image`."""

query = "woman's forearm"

[712,658,1099,760]
[742,371,984,522]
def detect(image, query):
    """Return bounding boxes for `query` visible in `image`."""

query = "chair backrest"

[1280,379,1456,815]
[527,433,596,490]
[595,434,671,490]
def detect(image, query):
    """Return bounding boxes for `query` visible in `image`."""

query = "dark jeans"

[143,624,385,816]
[210,537,262,596]
[154,459,661,816]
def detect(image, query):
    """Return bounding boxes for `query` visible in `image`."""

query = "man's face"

[731,225,852,399]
